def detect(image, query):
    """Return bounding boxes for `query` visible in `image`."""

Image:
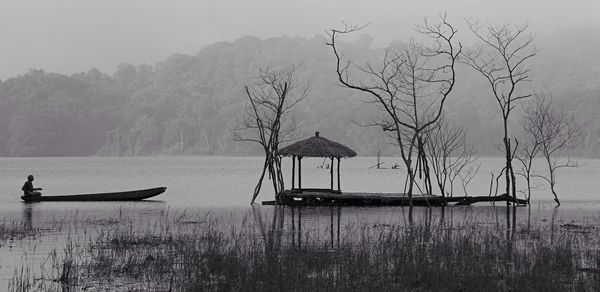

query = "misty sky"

[1,0,599,80]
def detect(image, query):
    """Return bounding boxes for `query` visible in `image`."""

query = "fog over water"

[1,0,599,79]
[2,2,600,289]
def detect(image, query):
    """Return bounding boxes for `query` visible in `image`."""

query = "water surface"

[1,156,600,289]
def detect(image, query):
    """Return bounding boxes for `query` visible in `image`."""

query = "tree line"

[0,26,598,158]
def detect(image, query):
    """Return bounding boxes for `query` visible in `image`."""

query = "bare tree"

[459,162,481,196]
[516,95,544,203]
[489,167,507,197]
[515,142,539,204]
[522,93,579,206]
[234,66,308,204]
[327,14,461,215]
[461,21,536,205]
[424,115,477,197]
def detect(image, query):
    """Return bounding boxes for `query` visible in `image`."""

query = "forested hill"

[1,28,600,157]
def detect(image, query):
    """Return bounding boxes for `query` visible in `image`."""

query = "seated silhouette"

[22,175,42,197]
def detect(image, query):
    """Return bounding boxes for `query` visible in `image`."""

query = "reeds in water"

[0,221,39,246]
[8,206,600,291]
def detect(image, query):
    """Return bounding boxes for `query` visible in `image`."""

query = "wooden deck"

[262,189,527,207]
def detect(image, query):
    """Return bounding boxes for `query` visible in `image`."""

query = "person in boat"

[22,174,42,197]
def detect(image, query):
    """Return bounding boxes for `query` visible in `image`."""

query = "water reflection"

[22,202,34,230]
[3,200,600,290]
[550,206,558,244]
[247,201,580,253]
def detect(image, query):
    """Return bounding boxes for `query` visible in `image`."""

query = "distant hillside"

[0,29,599,157]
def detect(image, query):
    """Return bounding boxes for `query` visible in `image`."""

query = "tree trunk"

[546,156,561,206]
[251,158,269,204]
[550,182,560,206]
[503,136,511,207]
[407,167,415,224]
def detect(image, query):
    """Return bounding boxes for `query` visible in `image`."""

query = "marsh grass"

[8,207,600,291]
[0,221,39,246]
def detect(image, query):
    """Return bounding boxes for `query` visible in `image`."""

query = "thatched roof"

[278,132,357,158]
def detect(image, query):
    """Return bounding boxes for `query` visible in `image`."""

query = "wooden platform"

[262,190,527,207]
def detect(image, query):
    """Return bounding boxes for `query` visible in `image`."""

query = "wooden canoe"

[20,187,166,202]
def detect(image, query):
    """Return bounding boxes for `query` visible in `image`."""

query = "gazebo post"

[298,156,302,191]
[330,156,334,191]
[337,157,341,192]
[291,156,296,190]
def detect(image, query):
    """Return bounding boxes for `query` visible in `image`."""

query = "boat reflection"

[22,202,34,230]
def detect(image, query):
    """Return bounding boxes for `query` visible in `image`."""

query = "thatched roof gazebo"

[278,132,357,192]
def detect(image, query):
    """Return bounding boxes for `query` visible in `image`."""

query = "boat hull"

[20,187,166,202]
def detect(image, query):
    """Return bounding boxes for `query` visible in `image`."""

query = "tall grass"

[8,206,600,291]
[0,220,38,247]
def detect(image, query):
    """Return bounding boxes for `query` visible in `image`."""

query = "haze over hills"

[3,0,599,80]
[0,27,599,157]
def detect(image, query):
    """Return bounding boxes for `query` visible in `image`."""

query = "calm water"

[1,156,600,288]
[1,156,599,209]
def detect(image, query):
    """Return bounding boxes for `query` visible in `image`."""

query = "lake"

[1,156,600,289]
[2,156,599,209]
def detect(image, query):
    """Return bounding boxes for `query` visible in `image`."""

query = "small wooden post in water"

[298,156,302,191]
[337,157,341,191]
[291,156,296,189]
[330,156,334,191]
